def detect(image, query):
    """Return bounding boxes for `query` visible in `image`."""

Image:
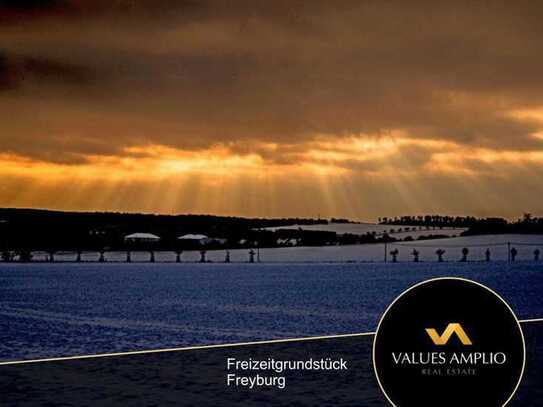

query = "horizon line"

[0,206,538,223]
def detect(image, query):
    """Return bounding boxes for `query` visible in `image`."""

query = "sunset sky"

[1,1,543,220]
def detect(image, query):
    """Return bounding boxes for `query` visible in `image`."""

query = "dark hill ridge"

[0,208,325,251]
[1,209,542,252]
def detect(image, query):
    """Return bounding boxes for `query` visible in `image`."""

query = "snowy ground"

[262,222,466,239]
[32,233,543,263]
[1,258,542,361]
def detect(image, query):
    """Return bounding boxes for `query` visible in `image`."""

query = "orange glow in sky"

[2,2,543,219]
[1,130,542,219]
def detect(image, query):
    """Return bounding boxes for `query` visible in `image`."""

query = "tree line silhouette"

[0,208,326,252]
[380,213,543,235]
[0,209,541,256]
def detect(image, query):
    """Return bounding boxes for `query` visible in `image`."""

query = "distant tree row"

[379,213,543,235]
[378,215,479,228]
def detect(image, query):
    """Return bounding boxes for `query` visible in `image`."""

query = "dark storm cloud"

[1,1,543,164]
[0,0,69,24]
[0,0,62,12]
[0,51,93,90]
[0,0,205,24]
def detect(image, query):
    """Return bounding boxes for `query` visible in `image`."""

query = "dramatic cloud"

[0,1,542,217]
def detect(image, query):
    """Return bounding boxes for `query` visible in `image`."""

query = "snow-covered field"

[33,233,543,263]
[1,249,543,361]
[262,222,466,239]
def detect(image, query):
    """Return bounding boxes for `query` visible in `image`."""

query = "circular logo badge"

[373,278,525,407]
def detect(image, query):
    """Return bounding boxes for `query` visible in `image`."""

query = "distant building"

[124,233,161,243]
[178,234,212,245]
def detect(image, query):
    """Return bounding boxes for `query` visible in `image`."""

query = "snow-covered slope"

[40,234,543,263]
[262,222,466,239]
